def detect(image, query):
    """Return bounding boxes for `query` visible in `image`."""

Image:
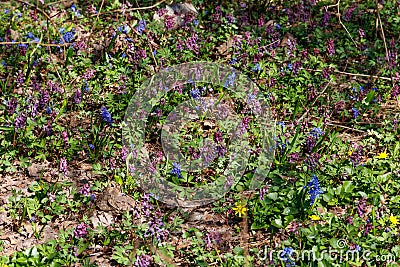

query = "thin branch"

[90,0,168,17]
[300,67,392,81]
[326,0,359,49]
[297,80,332,122]
[0,41,72,47]
[325,122,367,133]
[375,0,393,86]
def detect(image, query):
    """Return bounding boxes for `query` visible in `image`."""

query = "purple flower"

[62,131,68,147]
[357,197,367,218]
[185,33,199,54]
[364,222,373,235]
[144,217,169,241]
[326,39,335,56]
[6,97,18,115]
[74,88,81,104]
[79,183,91,197]
[164,15,175,30]
[358,28,365,38]
[134,254,153,267]
[15,113,27,130]
[101,106,113,125]
[82,69,96,80]
[214,131,223,143]
[344,4,357,21]
[73,222,88,238]
[322,67,330,80]
[204,229,221,249]
[59,157,68,176]
[321,11,331,27]
[48,193,56,202]
[120,146,129,162]
[39,90,49,109]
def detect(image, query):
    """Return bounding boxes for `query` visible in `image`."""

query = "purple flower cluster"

[204,229,221,249]
[326,39,335,56]
[134,254,153,267]
[15,113,27,130]
[7,97,18,114]
[344,4,358,21]
[74,222,88,238]
[200,139,217,167]
[62,131,68,147]
[59,157,68,176]
[79,183,91,197]
[164,15,175,30]
[357,197,367,218]
[185,33,199,54]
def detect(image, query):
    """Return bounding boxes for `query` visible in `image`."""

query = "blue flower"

[61,30,75,43]
[287,63,293,70]
[279,247,295,267]
[190,88,201,100]
[101,106,113,125]
[229,57,237,64]
[224,71,236,88]
[136,20,146,34]
[277,121,285,130]
[117,25,129,34]
[193,19,199,26]
[84,80,89,92]
[309,127,324,139]
[89,144,95,150]
[305,175,323,205]
[352,107,359,119]
[252,63,261,72]
[171,162,182,178]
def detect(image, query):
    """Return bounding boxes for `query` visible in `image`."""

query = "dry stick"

[300,67,392,81]
[89,0,168,17]
[327,0,359,49]
[0,41,72,47]
[375,0,393,86]
[325,122,366,133]
[297,80,332,122]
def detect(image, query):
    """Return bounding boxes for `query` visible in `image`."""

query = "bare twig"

[326,0,359,49]
[300,67,392,81]
[325,122,367,133]
[375,0,393,86]
[298,80,332,122]
[89,0,168,17]
[0,41,72,47]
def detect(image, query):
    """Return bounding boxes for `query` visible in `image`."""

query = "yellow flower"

[233,202,247,218]
[309,215,320,221]
[347,150,353,156]
[377,151,389,159]
[389,215,399,225]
